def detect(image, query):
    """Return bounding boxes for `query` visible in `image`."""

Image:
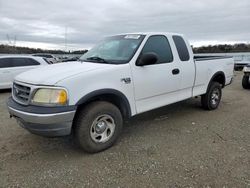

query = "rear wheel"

[74,101,123,153]
[242,75,250,89]
[201,82,222,110]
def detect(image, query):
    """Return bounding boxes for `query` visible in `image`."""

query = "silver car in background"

[32,53,58,64]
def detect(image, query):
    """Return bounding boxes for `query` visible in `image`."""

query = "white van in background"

[0,56,49,89]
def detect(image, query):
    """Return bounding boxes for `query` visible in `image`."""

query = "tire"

[242,75,250,89]
[73,101,123,153]
[201,82,222,110]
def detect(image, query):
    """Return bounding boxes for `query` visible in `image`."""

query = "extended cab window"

[141,35,173,64]
[173,35,190,61]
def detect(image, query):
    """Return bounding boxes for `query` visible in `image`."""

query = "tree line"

[0,44,88,54]
[1,43,250,54]
[192,43,250,53]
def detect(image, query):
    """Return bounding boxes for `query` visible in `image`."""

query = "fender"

[206,71,226,92]
[76,89,132,117]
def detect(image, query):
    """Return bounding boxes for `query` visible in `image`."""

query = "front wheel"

[242,75,250,89]
[201,82,222,110]
[74,101,123,153]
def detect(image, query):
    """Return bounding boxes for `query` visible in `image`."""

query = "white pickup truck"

[7,33,234,153]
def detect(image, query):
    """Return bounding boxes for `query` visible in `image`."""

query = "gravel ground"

[0,72,249,188]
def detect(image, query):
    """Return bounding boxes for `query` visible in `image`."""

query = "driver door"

[131,35,181,114]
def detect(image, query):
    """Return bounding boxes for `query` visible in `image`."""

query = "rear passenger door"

[131,35,181,114]
[0,58,13,88]
[8,58,40,86]
[11,58,40,78]
[172,36,195,100]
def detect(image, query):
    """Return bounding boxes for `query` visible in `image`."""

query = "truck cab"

[7,32,234,153]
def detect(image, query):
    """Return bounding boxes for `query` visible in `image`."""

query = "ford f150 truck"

[242,64,250,89]
[7,33,234,153]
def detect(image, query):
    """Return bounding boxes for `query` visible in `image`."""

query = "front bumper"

[7,97,76,137]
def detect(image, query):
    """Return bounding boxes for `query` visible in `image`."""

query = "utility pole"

[6,34,11,45]
[6,34,17,53]
[6,34,16,46]
[65,26,68,53]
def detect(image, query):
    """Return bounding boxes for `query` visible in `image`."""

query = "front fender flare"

[75,89,132,117]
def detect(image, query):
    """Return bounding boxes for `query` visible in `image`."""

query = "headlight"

[32,88,68,106]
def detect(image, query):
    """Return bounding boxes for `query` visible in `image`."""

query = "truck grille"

[13,83,31,105]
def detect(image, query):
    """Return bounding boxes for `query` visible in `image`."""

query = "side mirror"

[136,52,158,66]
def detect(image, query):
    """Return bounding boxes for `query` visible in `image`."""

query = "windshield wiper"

[86,56,110,64]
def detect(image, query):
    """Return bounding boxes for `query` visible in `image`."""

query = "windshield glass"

[79,34,145,64]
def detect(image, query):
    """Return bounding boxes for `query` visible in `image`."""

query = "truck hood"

[15,61,110,85]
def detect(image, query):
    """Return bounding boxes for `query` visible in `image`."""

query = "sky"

[0,0,249,50]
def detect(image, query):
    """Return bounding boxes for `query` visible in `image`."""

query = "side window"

[173,35,190,61]
[0,58,12,68]
[12,58,28,67]
[27,58,40,65]
[43,55,53,58]
[141,35,173,64]
[11,58,40,67]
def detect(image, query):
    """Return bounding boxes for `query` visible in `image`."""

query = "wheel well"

[210,72,226,88]
[76,92,131,119]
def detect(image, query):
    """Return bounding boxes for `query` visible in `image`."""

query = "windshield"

[79,34,145,64]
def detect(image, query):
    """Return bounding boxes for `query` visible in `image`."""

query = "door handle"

[172,68,180,75]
